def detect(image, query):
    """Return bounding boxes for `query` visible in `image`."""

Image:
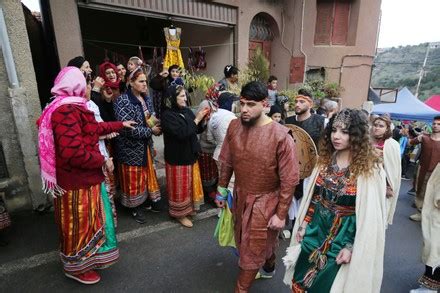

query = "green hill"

[372,42,440,101]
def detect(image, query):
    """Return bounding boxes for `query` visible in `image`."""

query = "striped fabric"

[198,152,218,187]
[54,184,117,274]
[192,161,204,210]
[166,161,204,218]
[0,207,11,230]
[103,166,117,227]
[118,148,161,208]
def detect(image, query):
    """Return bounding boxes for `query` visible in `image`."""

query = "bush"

[246,47,270,83]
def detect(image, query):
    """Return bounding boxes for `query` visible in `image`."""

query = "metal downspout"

[0,6,19,89]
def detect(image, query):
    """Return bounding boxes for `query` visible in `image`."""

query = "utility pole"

[415,43,430,98]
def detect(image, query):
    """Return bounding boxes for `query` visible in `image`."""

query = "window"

[314,0,351,46]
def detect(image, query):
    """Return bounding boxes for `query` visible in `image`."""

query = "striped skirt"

[166,161,204,218]
[103,166,117,227]
[0,197,11,230]
[198,152,219,187]
[118,148,161,208]
[54,183,118,274]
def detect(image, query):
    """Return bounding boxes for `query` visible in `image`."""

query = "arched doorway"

[248,13,278,64]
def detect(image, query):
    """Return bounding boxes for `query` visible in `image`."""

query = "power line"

[373,61,440,65]
[83,38,238,49]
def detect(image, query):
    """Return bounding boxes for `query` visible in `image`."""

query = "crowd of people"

[0,53,438,292]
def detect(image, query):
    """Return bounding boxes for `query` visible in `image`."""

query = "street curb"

[0,208,219,277]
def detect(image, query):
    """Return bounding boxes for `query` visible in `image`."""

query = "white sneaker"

[409,286,437,292]
[255,268,275,279]
[409,213,422,222]
[282,230,291,239]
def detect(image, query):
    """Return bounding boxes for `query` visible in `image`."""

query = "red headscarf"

[99,61,120,89]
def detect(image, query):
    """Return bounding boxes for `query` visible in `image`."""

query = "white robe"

[383,138,402,225]
[421,163,440,270]
[283,165,387,293]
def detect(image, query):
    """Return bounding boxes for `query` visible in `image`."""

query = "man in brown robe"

[409,116,440,221]
[216,81,299,292]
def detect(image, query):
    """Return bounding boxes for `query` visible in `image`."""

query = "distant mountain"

[372,42,440,101]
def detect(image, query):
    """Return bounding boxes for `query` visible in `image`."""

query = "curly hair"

[318,108,381,178]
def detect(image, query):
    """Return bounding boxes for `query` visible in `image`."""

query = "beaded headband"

[333,109,352,128]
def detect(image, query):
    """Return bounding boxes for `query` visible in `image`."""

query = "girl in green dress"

[290,109,382,292]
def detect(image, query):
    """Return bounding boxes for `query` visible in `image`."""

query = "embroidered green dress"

[292,165,357,292]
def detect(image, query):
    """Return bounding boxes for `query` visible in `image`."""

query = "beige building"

[48,0,381,108]
[0,0,382,211]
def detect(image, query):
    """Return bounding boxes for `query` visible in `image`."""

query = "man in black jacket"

[284,89,325,237]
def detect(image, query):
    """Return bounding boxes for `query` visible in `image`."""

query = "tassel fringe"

[42,178,65,198]
[283,244,302,287]
[303,267,318,288]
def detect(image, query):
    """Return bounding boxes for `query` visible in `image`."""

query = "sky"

[20,0,440,49]
[21,0,40,12]
[378,0,440,48]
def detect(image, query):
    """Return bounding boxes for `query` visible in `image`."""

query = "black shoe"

[132,207,147,224]
[149,200,164,213]
[0,232,8,247]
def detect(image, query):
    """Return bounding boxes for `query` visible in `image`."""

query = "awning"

[78,0,237,27]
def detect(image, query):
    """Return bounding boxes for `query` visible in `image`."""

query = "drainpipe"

[299,0,308,82]
[0,7,19,88]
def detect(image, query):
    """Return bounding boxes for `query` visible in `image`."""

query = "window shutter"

[332,1,350,45]
[289,56,305,84]
[314,1,334,45]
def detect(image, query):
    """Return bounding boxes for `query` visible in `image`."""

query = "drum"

[285,124,318,179]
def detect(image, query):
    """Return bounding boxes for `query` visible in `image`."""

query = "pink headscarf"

[37,67,87,196]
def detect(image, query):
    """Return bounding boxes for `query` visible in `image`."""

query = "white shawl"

[421,163,440,269]
[283,165,387,293]
[383,138,402,225]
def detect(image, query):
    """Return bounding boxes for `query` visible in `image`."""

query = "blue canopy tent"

[372,87,440,123]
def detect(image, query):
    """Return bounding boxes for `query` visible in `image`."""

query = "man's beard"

[240,116,258,127]
[295,108,308,115]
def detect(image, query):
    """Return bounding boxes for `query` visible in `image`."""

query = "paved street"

[0,179,426,292]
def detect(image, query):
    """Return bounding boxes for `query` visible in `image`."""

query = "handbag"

[214,190,235,248]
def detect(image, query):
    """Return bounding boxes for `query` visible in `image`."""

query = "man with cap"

[215,81,299,292]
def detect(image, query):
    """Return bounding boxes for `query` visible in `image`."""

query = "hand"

[159,70,169,78]
[106,132,119,139]
[93,77,105,91]
[418,134,423,142]
[385,186,394,198]
[122,120,137,129]
[267,214,284,230]
[102,87,113,100]
[215,198,226,208]
[195,107,210,124]
[105,157,114,173]
[152,125,162,136]
[295,223,307,243]
[336,248,352,265]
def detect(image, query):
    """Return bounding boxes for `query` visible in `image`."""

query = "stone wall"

[0,0,46,211]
